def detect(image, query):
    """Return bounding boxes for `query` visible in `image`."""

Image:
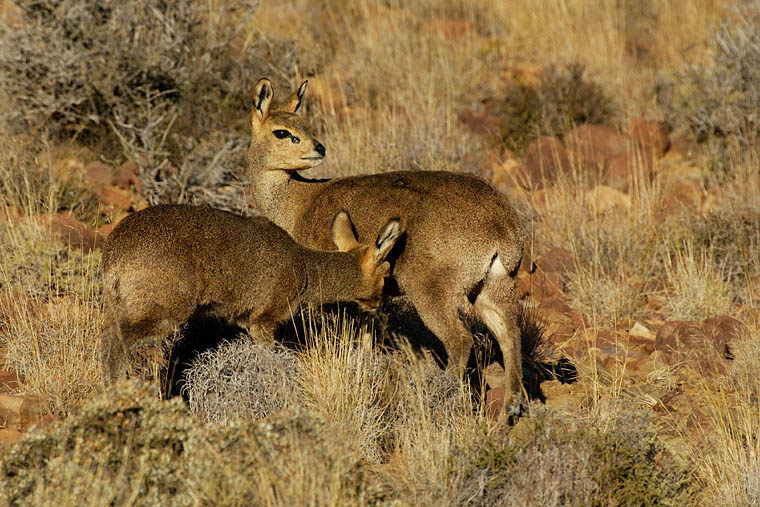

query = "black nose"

[314,140,326,157]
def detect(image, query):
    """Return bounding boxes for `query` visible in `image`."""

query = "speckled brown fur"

[100,204,402,387]
[247,78,526,415]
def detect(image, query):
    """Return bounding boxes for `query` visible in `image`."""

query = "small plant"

[457,406,696,505]
[659,5,760,172]
[183,340,301,423]
[501,63,618,152]
[0,0,297,212]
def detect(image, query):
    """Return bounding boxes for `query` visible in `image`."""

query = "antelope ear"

[280,80,308,113]
[330,210,360,252]
[373,219,403,263]
[252,78,274,124]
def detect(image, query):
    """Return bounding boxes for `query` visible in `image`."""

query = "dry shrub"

[454,406,695,506]
[0,380,374,506]
[0,216,102,414]
[659,5,760,173]
[660,242,733,321]
[501,63,618,152]
[297,319,392,464]
[694,327,760,506]
[183,340,300,423]
[0,0,296,212]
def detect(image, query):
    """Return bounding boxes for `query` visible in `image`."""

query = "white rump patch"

[488,253,508,278]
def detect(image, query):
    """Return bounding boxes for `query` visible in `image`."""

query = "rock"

[97,185,133,213]
[0,393,48,430]
[49,212,105,252]
[459,108,507,142]
[663,129,698,162]
[564,124,628,183]
[627,117,670,157]
[702,315,745,359]
[518,270,565,300]
[534,247,575,279]
[541,380,584,412]
[113,160,142,193]
[604,147,654,192]
[628,321,657,353]
[0,370,24,393]
[656,165,705,189]
[657,183,704,219]
[584,185,631,214]
[83,161,112,190]
[520,136,571,189]
[654,320,731,372]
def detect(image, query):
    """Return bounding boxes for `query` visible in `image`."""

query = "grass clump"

[501,63,618,152]
[183,339,301,423]
[660,5,760,172]
[0,380,374,506]
[456,406,696,506]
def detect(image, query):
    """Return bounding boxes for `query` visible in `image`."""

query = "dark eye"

[291,136,300,144]
[273,129,291,139]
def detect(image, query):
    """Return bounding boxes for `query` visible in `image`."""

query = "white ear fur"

[374,219,403,263]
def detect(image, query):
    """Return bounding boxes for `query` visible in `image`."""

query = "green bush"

[501,63,618,152]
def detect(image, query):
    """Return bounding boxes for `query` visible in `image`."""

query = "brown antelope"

[99,204,403,387]
[247,78,526,414]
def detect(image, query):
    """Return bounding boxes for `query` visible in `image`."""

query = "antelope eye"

[273,129,291,139]
[291,136,300,144]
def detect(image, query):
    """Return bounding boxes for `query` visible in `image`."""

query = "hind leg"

[474,274,522,416]
[100,319,127,389]
[404,283,474,376]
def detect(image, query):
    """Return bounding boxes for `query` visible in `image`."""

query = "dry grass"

[2,0,759,504]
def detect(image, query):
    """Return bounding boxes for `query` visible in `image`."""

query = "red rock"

[654,320,732,372]
[520,136,571,189]
[658,183,704,218]
[459,108,507,141]
[627,117,670,157]
[518,270,565,300]
[538,297,573,315]
[564,124,628,183]
[0,393,48,430]
[0,370,24,393]
[702,316,745,359]
[604,147,655,192]
[97,185,133,212]
[113,160,142,193]
[49,212,105,252]
[83,162,112,190]
[535,247,574,279]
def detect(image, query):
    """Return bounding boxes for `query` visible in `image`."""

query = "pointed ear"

[373,219,403,263]
[330,210,360,252]
[252,78,274,124]
[280,80,308,113]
